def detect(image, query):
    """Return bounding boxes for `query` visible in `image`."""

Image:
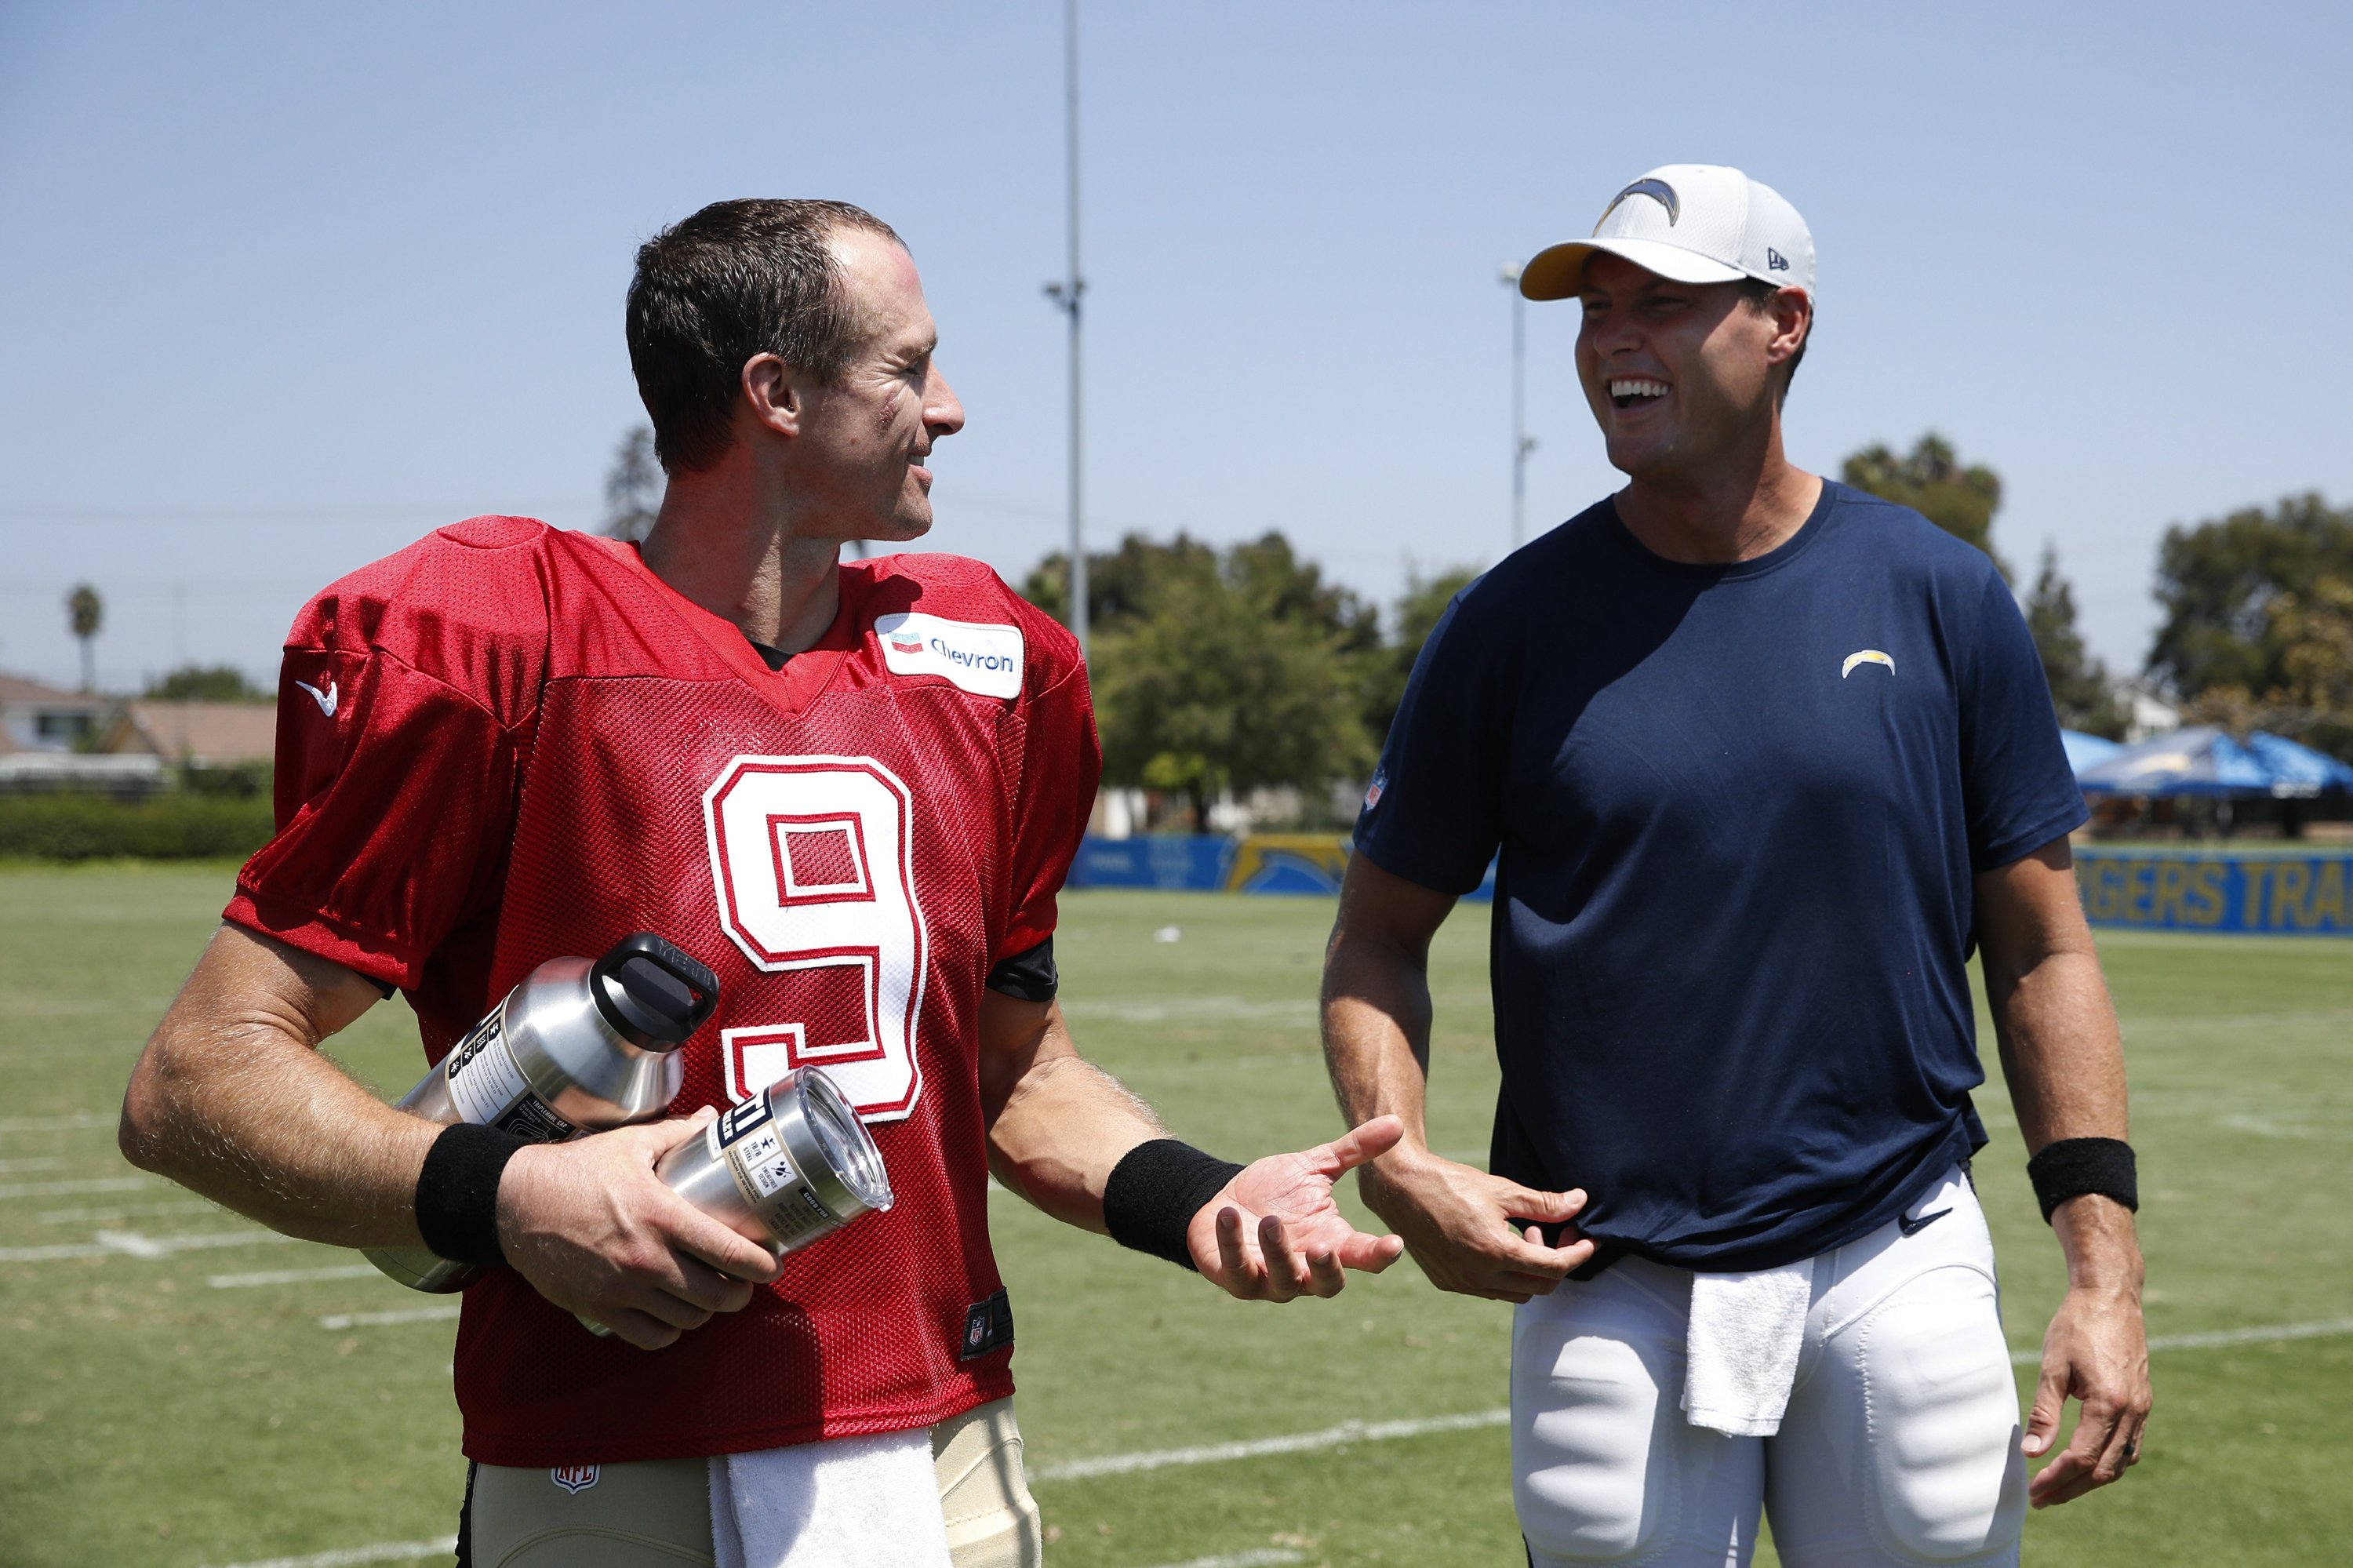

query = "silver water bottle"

[367,932,720,1293]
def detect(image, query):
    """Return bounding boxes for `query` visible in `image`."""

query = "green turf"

[0,866,2346,1566]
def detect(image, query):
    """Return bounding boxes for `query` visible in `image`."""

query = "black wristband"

[1104,1138,1244,1271]
[2026,1137,2139,1224]
[416,1122,530,1267]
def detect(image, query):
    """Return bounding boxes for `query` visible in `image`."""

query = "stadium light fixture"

[1042,0,1088,661]
[1499,264,1537,551]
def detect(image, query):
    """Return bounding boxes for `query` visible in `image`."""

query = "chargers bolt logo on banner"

[874,613,1024,700]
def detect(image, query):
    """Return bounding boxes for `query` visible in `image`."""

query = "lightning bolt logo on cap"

[1597,176,1679,228]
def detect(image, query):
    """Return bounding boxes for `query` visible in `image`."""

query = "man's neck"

[640,463,846,657]
[1614,420,1823,566]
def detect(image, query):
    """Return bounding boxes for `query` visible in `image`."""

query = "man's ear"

[741,352,802,438]
[1766,289,1810,366]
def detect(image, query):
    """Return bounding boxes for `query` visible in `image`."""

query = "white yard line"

[0,1226,301,1264]
[0,1240,115,1262]
[2007,1315,2353,1363]
[1140,1553,1305,1568]
[98,1227,303,1257]
[0,1175,149,1199]
[319,1305,462,1330]
[0,1110,115,1134]
[38,1197,218,1224]
[1034,1409,1511,1482]
[211,1263,389,1289]
[201,1535,456,1568]
[0,1155,65,1173]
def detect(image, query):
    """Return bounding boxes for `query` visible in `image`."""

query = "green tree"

[1029,533,1375,828]
[65,584,103,692]
[1024,531,1364,641]
[2272,577,2353,760]
[1363,564,1481,746]
[2184,573,2353,762]
[2023,544,2125,738]
[1840,433,2008,577]
[144,664,268,703]
[2147,493,2353,701]
[602,426,662,542]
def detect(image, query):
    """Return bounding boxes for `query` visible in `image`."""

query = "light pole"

[1499,264,1537,551]
[1042,0,1088,660]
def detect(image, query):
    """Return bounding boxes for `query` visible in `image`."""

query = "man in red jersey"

[121,199,1405,1568]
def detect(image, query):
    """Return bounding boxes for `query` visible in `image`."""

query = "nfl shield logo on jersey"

[550,1463,600,1494]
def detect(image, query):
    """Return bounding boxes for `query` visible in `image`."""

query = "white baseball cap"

[1518,164,1816,303]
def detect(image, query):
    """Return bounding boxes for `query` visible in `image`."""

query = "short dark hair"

[1739,277,1809,402]
[625,198,907,473]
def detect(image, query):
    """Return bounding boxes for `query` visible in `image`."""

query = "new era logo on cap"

[1517,164,1816,304]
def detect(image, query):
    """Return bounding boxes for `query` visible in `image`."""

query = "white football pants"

[1511,1167,2026,1567]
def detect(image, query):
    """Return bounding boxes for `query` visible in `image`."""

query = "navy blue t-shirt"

[1355,481,2086,1271]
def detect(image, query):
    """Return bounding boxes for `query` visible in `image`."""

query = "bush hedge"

[0,794,276,861]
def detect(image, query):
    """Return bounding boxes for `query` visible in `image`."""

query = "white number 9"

[702,756,930,1122]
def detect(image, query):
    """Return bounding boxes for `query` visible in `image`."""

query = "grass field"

[1,864,2347,1567]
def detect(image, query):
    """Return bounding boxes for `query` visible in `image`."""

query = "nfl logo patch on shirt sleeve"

[875,613,1024,700]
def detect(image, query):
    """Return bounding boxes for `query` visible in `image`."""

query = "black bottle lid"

[588,933,720,1049]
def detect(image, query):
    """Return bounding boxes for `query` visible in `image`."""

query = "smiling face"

[1574,252,1806,486]
[786,227,966,543]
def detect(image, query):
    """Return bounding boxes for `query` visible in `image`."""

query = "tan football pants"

[466,1398,1042,1568]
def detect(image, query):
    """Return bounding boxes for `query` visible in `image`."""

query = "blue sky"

[3,1,2348,691]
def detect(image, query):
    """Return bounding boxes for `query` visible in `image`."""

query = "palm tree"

[66,584,103,692]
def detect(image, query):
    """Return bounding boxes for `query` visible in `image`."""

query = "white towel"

[1681,1261,1813,1437]
[711,1428,952,1568]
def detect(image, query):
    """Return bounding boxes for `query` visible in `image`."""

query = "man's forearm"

[1988,945,2129,1148]
[121,926,434,1248]
[1319,934,1437,1149]
[980,998,1166,1232]
[1985,939,2143,1282]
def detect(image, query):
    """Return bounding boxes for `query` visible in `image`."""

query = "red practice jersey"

[225,517,1099,1465]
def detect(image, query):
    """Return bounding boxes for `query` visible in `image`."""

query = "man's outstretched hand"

[1184,1115,1409,1301]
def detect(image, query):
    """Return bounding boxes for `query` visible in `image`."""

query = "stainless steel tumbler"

[579,1067,892,1338]
[657,1067,893,1257]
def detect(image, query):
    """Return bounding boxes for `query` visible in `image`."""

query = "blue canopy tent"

[2243,732,2353,796]
[2060,729,2124,779]
[2078,726,2353,798]
[2077,726,2273,796]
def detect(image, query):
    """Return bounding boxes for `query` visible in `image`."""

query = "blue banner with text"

[2074,846,2353,935]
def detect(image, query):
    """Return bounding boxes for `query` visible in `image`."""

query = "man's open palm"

[1186,1115,1409,1300]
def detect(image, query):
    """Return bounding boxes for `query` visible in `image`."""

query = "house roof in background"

[0,672,106,709]
[107,700,278,766]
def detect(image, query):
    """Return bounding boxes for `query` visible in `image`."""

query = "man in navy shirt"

[1322,166,2149,1566]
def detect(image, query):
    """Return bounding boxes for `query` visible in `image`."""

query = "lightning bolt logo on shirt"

[1840,650,1894,679]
